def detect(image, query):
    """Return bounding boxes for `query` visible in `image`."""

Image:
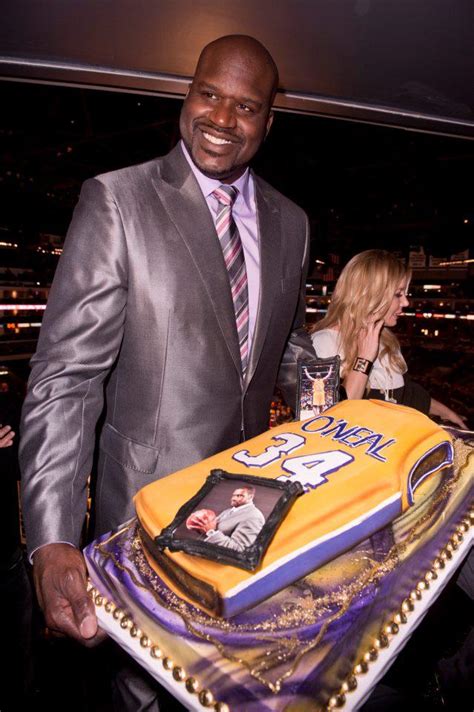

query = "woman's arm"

[342,318,384,399]
[429,398,467,428]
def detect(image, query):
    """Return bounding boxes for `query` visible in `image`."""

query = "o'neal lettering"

[304,417,395,463]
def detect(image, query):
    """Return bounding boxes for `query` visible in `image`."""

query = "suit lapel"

[245,176,281,387]
[152,145,242,374]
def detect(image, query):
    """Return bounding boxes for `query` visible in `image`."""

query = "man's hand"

[186,508,218,534]
[33,543,107,647]
[0,424,15,448]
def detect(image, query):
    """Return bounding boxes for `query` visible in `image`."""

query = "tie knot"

[213,185,238,207]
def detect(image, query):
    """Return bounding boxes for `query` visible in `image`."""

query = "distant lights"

[439,258,474,266]
[0,304,46,311]
[36,246,62,255]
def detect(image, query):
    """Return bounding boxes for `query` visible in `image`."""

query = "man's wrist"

[30,541,77,566]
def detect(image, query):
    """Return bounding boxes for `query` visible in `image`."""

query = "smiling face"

[231,487,253,508]
[383,278,410,327]
[180,37,277,183]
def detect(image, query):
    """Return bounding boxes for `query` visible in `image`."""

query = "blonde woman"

[310,250,466,428]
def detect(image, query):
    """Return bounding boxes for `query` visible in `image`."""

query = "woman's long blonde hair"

[311,250,411,378]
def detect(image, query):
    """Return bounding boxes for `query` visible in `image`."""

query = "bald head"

[196,35,279,103]
[180,35,279,182]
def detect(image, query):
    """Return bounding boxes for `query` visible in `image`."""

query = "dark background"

[1,80,473,267]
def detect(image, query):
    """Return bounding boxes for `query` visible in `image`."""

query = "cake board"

[85,429,473,712]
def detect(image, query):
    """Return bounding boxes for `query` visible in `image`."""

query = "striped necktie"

[213,185,249,374]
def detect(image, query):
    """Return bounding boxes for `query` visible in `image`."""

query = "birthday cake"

[135,400,453,616]
[84,413,473,711]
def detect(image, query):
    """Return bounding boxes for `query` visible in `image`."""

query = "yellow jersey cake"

[135,400,453,617]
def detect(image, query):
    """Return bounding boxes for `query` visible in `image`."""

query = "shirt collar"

[180,139,252,210]
[230,502,254,513]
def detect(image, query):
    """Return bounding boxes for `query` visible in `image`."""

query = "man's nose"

[209,100,237,129]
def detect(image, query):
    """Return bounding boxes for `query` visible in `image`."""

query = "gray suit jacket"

[20,143,315,555]
[207,503,265,551]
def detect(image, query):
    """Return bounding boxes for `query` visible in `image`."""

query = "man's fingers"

[72,594,98,639]
[33,543,99,644]
[81,626,109,648]
[62,566,98,638]
[43,589,98,643]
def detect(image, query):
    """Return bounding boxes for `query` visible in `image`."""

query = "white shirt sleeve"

[310,329,342,359]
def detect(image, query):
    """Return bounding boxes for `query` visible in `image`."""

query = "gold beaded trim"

[325,506,473,710]
[87,583,230,712]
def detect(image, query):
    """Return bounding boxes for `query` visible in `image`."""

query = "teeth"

[203,131,231,146]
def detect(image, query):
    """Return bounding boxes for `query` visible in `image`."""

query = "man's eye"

[238,104,253,113]
[203,91,217,99]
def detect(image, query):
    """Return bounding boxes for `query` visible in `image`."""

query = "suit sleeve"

[19,178,128,555]
[206,510,265,552]
[276,214,317,409]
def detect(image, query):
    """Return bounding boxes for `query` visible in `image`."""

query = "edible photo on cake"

[295,356,340,420]
[145,470,303,572]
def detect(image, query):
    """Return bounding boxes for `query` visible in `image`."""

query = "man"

[188,485,265,551]
[20,33,315,696]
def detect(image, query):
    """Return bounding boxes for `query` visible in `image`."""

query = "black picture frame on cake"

[295,356,341,421]
[152,470,304,571]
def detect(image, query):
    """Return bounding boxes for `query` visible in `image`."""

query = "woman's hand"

[356,314,385,362]
[429,398,468,429]
[0,424,15,448]
[342,315,384,400]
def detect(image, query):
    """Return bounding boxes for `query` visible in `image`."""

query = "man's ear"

[265,110,274,139]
